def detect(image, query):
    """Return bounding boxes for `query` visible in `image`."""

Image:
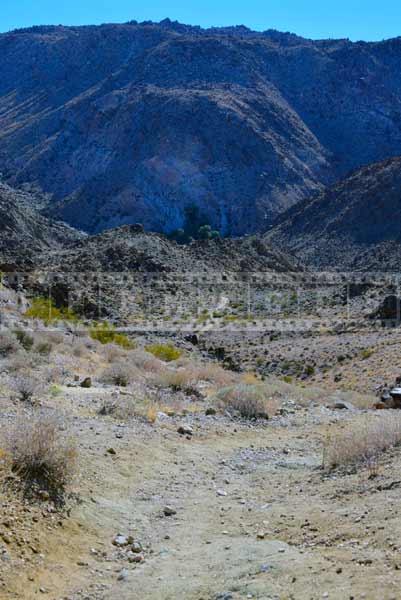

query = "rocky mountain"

[1,21,401,235]
[39,223,301,273]
[266,156,401,270]
[0,181,84,269]
[27,224,301,319]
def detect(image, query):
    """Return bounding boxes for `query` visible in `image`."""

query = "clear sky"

[1,0,400,41]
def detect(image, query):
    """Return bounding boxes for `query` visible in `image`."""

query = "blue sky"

[2,0,400,41]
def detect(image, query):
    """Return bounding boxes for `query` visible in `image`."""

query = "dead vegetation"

[214,384,272,419]
[324,414,401,470]
[3,412,77,502]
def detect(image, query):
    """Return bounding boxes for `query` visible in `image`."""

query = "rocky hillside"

[266,156,401,270]
[1,21,401,235]
[40,224,301,273]
[0,181,84,268]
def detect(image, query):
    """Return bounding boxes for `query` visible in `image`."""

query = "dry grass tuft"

[101,362,142,387]
[12,374,43,403]
[4,413,77,502]
[0,331,19,357]
[214,384,272,419]
[324,414,401,470]
[127,349,164,374]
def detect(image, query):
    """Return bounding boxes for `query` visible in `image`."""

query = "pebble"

[117,569,129,581]
[177,425,193,436]
[112,535,132,547]
[163,506,177,517]
[128,553,144,563]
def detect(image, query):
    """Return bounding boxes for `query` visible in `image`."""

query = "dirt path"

[5,403,401,600]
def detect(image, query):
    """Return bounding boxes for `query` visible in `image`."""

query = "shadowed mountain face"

[1,21,401,235]
[0,182,84,268]
[266,157,401,270]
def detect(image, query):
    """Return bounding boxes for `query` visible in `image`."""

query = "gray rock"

[330,401,355,410]
[163,506,177,517]
[117,569,129,581]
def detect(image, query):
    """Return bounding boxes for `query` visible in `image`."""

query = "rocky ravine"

[1,21,401,235]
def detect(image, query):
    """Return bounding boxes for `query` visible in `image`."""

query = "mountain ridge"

[266,155,401,270]
[1,20,401,236]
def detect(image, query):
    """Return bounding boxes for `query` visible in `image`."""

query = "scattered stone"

[131,542,142,553]
[216,489,227,497]
[259,564,272,573]
[112,535,131,547]
[117,569,129,581]
[163,506,177,517]
[107,447,116,455]
[128,553,144,563]
[177,425,193,436]
[330,401,355,410]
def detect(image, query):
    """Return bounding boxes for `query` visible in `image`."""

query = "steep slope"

[266,157,401,270]
[1,22,401,235]
[0,182,85,268]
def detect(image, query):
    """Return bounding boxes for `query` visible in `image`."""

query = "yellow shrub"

[89,322,135,349]
[145,343,182,362]
[25,297,79,325]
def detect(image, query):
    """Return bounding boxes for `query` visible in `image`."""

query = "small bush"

[4,414,77,502]
[361,348,374,360]
[0,331,18,357]
[15,329,34,352]
[25,297,79,325]
[215,384,270,419]
[35,341,53,356]
[101,363,136,387]
[324,414,401,470]
[12,375,43,402]
[127,349,164,373]
[153,368,196,392]
[89,322,134,349]
[145,343,182,362]
[98,396,137,420]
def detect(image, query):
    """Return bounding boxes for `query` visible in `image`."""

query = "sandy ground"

[3,383,401,600]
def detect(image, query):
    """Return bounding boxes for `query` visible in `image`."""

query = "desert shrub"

[12,375,43,402]
[214,384,270,419]
[5,351,33,373]
[0,331,18,357]
[324,414,401,470]
[89,322,134,349]
[101,363,137,387]
[25,297,79,325]
[4,413,77,502]
[98,396,137,420]
[42,331,64,345]
[361,348,374,360]
[127,349,164,373]
[14,329,34,351]
[145,343,182,362]
[72,342,89,358]
[104,343,127,363]
[35,341,53,356]
[153,368,196,392]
